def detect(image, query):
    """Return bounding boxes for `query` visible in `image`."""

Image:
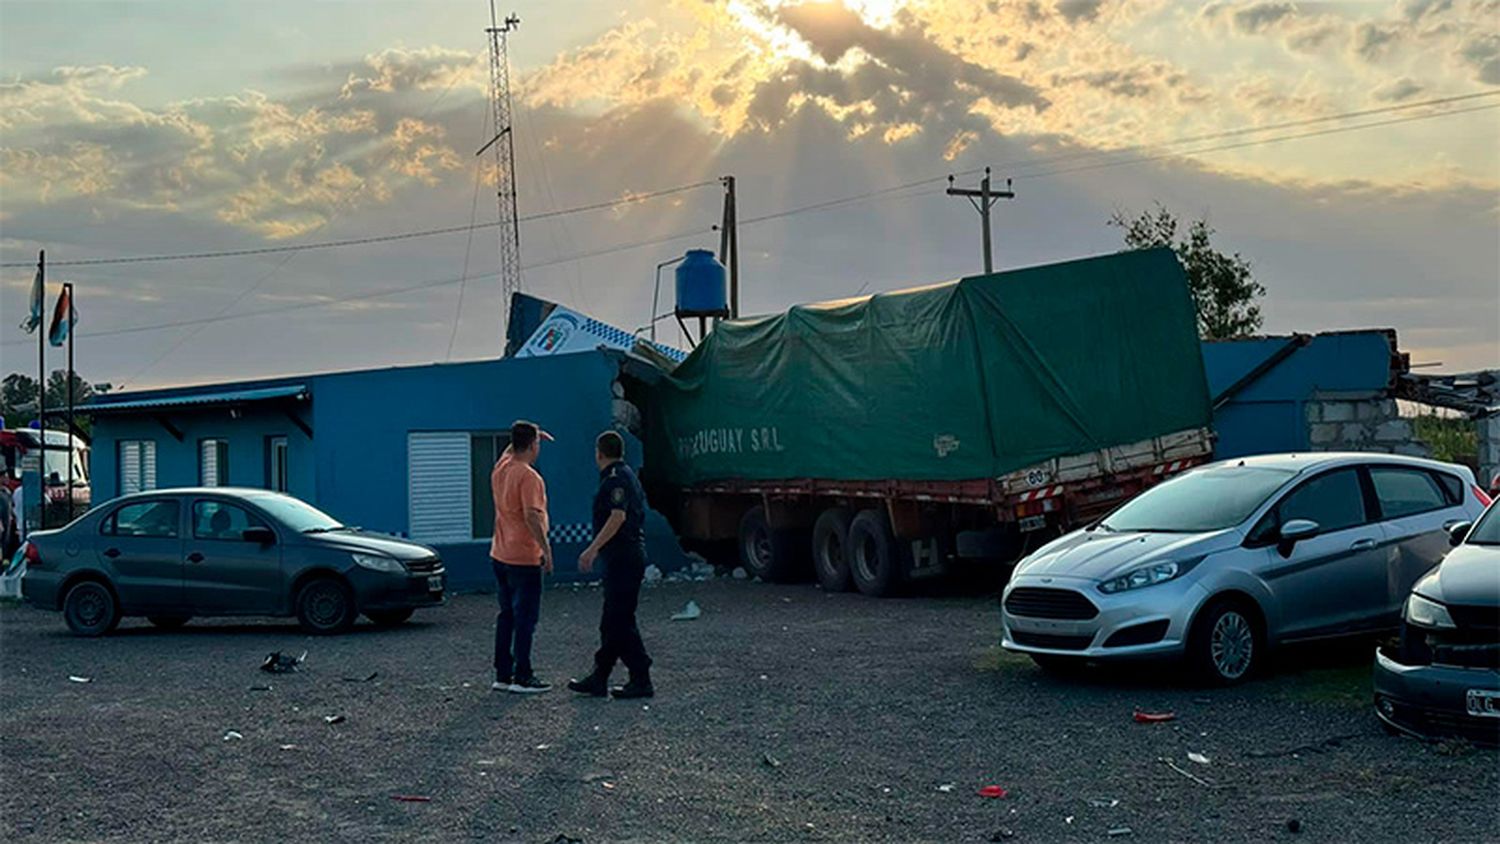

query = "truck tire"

[847,509,909,597]
[811,507,855,592]
[738,505,806,583]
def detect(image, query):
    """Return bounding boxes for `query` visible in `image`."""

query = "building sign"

[516,305,686,362]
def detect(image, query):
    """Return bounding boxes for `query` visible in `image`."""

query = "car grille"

[405,557,442,574]
[1379,698,1500,746]
[1005,587,1099,620]
[1010,630,1094,650]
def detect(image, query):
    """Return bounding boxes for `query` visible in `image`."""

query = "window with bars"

[200,439,230,487]
[266,436,289,492]
[118,441,157,495]
[407,431,512,544]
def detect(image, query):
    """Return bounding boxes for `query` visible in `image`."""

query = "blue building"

[87,350,690,590]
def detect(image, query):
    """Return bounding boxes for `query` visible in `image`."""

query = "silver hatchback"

[1002,453,1490,684]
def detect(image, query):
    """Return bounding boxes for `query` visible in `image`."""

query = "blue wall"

[89,352,690,591]
[1201,331,1396,458]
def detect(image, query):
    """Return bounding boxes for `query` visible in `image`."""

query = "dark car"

[19,488,445,636]
[1374,499,1500,744]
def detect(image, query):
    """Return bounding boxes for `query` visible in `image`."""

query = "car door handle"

[103,548,121,559]
[1349,538,1376,551]
[187,552,205,564]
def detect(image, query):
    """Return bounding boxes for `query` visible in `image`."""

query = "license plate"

[1018,515,1048,533]
[427,575,444,592]
[1466,689,1500,718]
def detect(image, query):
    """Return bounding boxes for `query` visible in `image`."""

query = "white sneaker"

[491,680,510,692]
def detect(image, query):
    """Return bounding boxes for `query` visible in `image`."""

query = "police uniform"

[591,460,652,681]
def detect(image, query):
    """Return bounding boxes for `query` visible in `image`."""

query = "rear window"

[1433,472,1463,506]
[1371,467,1449,519]
[102,500,180,539]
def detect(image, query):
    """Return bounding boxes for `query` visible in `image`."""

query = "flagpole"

[36,249,45,530]
[65,281,75,524]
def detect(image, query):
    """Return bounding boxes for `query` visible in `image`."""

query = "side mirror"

[1447,521,1472,548]
[242,526,276,545]
[1277,519,1320,557]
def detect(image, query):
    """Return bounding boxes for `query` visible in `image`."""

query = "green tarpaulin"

[645,248,1212,486]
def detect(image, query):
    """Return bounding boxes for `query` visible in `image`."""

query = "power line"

[0,180,717,268]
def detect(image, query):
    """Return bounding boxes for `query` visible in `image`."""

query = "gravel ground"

[2,578,1496,844]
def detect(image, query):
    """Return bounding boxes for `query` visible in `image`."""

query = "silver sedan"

[1001,452,1490,684]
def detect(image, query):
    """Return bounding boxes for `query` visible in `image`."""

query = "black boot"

[611,668,654,699]
[567,670,609,697]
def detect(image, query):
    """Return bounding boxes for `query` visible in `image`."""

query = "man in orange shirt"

[490,420,554,694]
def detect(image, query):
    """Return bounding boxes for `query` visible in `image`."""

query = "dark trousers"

[594,548,652,678]
[493,560,542,680]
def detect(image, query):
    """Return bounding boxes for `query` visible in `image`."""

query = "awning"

[88,385,309,414]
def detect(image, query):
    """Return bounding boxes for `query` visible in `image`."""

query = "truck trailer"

[635,247,1216,596]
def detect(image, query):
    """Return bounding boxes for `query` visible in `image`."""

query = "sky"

[0,0,1497,390]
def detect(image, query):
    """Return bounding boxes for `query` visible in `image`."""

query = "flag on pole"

[20,261,43,333]
[48,284,76,347]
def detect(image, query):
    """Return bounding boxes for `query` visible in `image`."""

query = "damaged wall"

[1304,395,1431,457]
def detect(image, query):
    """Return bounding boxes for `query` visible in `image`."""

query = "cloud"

[1352,22,1404,62]
[1458,33,1500,84]
[1230,1,1297,35]
[1372,76,1425,102]
[1054,0,1104,23]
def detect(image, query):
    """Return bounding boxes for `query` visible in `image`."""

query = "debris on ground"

[978,785,1009,799]
[581,772,614,783]
[278,745,297,751]
[1287,818,1303,834]
[644,565,663,583]
[389,795,431,803]
[248,685,273,692]
[1159,757,1217,789]
[670,601,702,621]
[324,714,346,725]
[67,675,91,683]
[260,651,306,674]
[1247,733,1366,759]
[761,752,782,769]
[938,783,956,793]
[732,568,748,580]
[1088,798,1119,808]
[988,829,1016,842]
[223,730,243,741]
[600,782,616,791]
[548,835,584,844]
[1188,752,1211,765]
[1107,827,1134,837]
[1132,709,1176,724]
[341,672,378,683]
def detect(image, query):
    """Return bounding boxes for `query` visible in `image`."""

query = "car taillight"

[23,541,40,566]
[1474,485,1494,508]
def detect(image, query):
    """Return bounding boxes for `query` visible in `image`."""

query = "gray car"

[19,488,446,636]
[1002,453,1488,684]
[1374,501,1500,744]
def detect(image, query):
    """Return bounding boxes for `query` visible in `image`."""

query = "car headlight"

[1405,593,1456,629]
[1099,561,1181,594]
[352,553,405,574]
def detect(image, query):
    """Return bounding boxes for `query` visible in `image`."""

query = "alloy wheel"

[1210,610,1254,680]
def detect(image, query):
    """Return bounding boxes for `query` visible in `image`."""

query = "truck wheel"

[738,506,806,583]
[63,579,121,637]
[295,576,357,635]
[847,509,909,597]
[812,507,854,592]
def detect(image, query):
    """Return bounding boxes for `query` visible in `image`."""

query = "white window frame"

[200,439,229,487]
[407,432,473,544]
[119,440,157,495]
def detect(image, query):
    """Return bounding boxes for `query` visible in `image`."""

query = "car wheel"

[295,577,357,635]
[1030,654,1087,677]
[847,509,910,598]
[147,615,191,630]
[62,579,120,637]
[811,507,854,592]
[1188,598,1264,685]
[365,608,414,627]
[737,506,807,583]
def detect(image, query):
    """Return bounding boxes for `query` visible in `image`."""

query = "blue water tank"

[675,249,729,317]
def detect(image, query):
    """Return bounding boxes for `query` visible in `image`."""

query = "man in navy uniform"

[568,430,654,699]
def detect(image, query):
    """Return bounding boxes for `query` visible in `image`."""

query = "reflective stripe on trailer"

[1153,459,1192,475]
[1016,485,1065,502]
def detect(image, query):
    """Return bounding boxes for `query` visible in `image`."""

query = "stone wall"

[1305,396,1432,457]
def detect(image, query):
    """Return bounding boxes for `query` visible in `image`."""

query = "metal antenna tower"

[478,4,521,334]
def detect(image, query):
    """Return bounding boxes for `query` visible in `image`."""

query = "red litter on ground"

[390,795,432,803]
[977,786,1010,799]
[1133,709,1177,724]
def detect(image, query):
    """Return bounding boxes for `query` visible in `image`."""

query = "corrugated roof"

[88,385,308,413]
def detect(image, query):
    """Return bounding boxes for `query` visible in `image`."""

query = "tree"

[0,371,113,432]
[1109,204,1265,339]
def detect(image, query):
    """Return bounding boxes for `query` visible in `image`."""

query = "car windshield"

[244,494,344,533]
[1466,504,1500,546]
[1101,465,1297,533]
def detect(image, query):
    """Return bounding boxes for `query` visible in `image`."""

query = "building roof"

[88,385,308,414]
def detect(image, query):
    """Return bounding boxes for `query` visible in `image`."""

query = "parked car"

[20,488,446,636]
[1001,453,1490,684]
[1374,501,1500,744]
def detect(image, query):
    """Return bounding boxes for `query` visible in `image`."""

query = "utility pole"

[718,176,739,318]
[946,167,1014,275]
[480,4,522,338]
